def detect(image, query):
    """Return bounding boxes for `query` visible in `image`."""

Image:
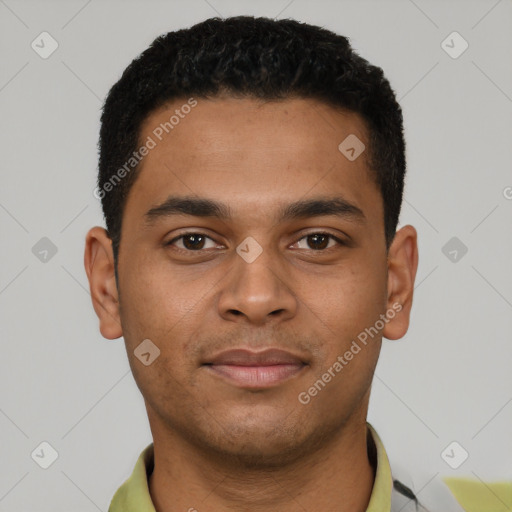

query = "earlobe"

[84,227,123,340]
[382,225,419,341]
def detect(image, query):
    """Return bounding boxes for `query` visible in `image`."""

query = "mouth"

[202,348,309,389]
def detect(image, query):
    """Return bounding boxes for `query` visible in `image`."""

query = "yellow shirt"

[108,422,510,511]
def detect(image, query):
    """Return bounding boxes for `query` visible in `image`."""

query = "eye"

[166,233,219,251]
[165,231,346,253]
[292,232,345,251]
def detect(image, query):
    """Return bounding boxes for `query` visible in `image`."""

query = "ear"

[84,227,123,339]
[382,225,419,341]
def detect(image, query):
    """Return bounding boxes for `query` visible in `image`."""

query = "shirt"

[108,422,510,511]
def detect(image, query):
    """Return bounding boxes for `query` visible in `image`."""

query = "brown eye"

[167,233,217,251]
[294,233,344,251]
[306,234,329,250]
[182,234,206,250]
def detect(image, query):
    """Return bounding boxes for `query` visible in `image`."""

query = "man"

[85,15,471,511]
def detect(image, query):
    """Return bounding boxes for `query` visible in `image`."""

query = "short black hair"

[97,15,406,266]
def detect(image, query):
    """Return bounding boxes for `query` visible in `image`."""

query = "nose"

[217,246,298,325]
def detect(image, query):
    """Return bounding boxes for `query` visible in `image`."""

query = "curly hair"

[97,15,406,264]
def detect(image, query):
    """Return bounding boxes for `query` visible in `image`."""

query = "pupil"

[309,234,328,250]
[184,234,204,250]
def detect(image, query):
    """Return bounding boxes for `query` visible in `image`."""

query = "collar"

[108,421,393,511]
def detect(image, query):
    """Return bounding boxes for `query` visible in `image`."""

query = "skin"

[85,96,418,512]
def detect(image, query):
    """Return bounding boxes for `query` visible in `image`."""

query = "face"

[85,96,418,467]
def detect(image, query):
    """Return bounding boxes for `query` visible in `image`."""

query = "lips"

[206,348,306,366]
[203,348,308,389]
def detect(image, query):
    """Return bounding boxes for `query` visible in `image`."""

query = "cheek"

[118,256,173,345]
[119,266,201,397]
[317,261,387,338]
[118,253,215,354]
[310,282,384,401]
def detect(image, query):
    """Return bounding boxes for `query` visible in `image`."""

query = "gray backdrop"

[1,0,511,510]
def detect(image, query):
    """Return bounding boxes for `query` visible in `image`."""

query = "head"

[85,16,418,466]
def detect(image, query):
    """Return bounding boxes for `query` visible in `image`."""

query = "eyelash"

[165,231,346,253]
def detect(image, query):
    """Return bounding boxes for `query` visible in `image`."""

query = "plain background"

[1,0,511,510]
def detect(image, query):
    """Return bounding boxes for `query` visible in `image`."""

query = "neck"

[148,420,375,512]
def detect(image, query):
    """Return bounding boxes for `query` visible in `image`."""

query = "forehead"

[139,96,369,163]
[124,96,382,229]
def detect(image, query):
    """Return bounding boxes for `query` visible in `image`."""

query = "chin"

[208,436,308,469]
[193,416,320,469]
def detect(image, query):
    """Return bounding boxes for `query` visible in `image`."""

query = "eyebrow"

[144,195,366,226]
